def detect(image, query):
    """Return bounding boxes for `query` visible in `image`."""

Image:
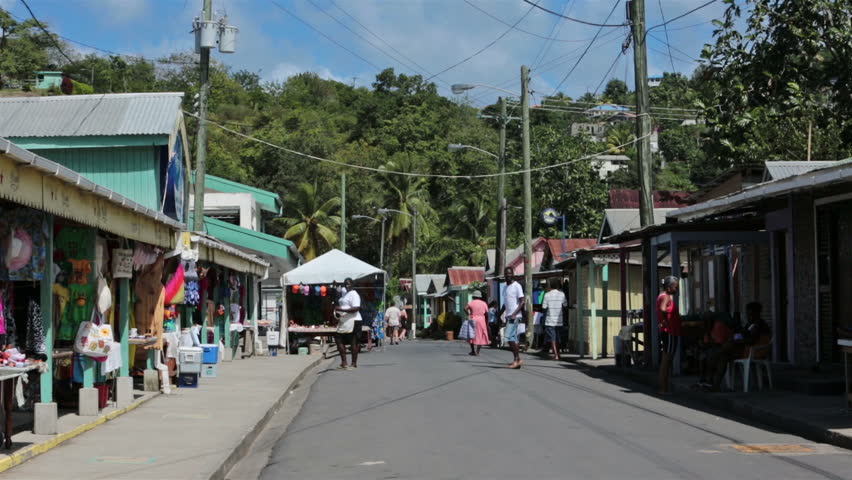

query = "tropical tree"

[277,182,340,261]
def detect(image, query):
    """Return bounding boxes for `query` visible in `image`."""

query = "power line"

[593,49,625,97]
[648,44,697,65]
[530,0,571,71]
[269,0,382,71]
[657,0,676,73]
[307,0,444,85]
[329,0,439,80]
[648,33,700,62]
[522,0,627,28]
[186,110,654,179]
[646,0,718,34]
[550,0,621,96]
[19,0,74,64]
[426,1,538,81]
[464,0,613,44]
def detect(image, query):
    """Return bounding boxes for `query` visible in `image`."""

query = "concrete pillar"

[144,349,158,391]
[34,402,58,435]
[79,387,99,416]
[116,376,134,407]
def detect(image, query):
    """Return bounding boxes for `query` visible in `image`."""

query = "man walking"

[542,278,567,361]
[385,303,402,345]
[334,277,361,370]
[502,267,526,369]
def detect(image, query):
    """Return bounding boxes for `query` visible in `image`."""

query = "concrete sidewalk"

[2,354,323,479]
[572,355,852,451]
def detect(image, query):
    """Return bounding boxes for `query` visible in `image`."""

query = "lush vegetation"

[1,0,849,277]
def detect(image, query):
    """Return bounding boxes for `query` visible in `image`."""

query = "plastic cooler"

[200,344,219,364]
[178,373,199,388]
[179,347,203,374]
[201,364,218,378]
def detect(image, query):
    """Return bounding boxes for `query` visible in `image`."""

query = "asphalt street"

[260,341,852,480]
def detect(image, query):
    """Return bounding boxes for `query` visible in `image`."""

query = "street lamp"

[541,208,568,259]
[452,71,533,340]
[447,143,498,158]
[351,215,386,272]
[377,207,418,339]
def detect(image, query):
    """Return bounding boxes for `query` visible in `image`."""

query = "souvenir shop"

[280,249,386,355]
[0,140,184,437]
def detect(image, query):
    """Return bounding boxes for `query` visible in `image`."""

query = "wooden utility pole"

[521,65,534,338]
[340,173,346,252]
[807,120,813,161]
[193,0,213,231]
[629,0,653,227]
[496,96,508,277]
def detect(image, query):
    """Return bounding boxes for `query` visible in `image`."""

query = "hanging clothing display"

[134,255,165,350]
[54,227,95,263]
[26,300,45,355]
[69,259,92,285]
[132,243,160,271]
[59,283,94,341]
[0,208,48,281]
[2,287,16,346]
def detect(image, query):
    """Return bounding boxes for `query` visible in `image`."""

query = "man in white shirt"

[385,304,402,345]
[542,278,568,361]
[334,277,361,370]
[501,267,526,369]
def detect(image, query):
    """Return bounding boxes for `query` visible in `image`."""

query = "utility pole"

[521,65,534,338]
[496,97,508,279]
[193,0,213,232]
[411,206,417,339]
[340,173,346,252]
[630,0,653,228]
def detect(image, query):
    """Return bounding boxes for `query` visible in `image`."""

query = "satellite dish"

[541,208,560,226]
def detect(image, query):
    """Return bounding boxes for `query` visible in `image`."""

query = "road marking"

[359,461,386,466]
[697,449,721,454]
[162,413,210,419]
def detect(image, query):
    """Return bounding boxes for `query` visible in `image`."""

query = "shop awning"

[189,232,270,278]
[193,215,299,283]
[0,137,182,248]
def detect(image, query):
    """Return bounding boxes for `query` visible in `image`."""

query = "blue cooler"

[201,344,219,364]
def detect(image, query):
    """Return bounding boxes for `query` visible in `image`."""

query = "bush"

[72,80,94,95]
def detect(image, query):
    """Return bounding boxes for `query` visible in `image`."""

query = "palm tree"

[278,182,340,261]
[379,154,433,248]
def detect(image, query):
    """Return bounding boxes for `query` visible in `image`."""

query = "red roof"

[608,189,693,209]
[546,238,598,258]
[447,267,485,287]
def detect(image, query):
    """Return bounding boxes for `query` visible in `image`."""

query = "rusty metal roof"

[447,267,485,287]
[0,92,184,138]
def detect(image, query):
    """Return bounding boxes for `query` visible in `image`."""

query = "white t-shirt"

[385,306,401,327]
[543,290,567,327]
[337,290,362,333]
[504,281,524,320]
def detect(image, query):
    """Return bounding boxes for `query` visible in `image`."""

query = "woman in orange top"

[657,276,681,395]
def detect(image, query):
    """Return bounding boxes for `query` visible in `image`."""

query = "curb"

[0,391,160,474]
[209,356,327,480]
[593,364,852,451]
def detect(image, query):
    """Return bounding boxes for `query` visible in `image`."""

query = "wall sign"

[112,249,133,279]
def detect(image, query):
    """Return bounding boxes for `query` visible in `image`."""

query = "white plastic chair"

[727,340,773,392]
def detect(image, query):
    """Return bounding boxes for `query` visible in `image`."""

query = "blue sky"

[3,0,728,105]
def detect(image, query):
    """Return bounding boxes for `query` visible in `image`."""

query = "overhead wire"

[425,1,538,81]
[549,0,621,96]
[657,0,677,73]
[646,0,718,35]
[530,0,571,71]
[521,0,627,27]
[592,49,625,97]
[184,110,654,179]
[648,33,701,62]
[19,0,74,64]
[269,0,382,71]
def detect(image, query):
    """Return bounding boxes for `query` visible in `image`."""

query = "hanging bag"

[73,307,114,358]
[458,319,474,340]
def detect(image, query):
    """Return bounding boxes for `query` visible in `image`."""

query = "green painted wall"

[32,146,161,210]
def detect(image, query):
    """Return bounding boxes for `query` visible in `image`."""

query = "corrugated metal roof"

[416,274,444,295]
[546,238,598,258]
[599,209,675,241]
[763,161,839,181]
[447,267,485,287]
[609,189,692,208]
[0,93,184,138]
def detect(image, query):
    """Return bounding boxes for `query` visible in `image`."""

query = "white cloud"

[267,62,351,85]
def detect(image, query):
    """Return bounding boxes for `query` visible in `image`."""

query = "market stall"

[0,138,184,436]
[281,249,386,354]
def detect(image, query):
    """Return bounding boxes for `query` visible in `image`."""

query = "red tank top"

[657,292,682,335]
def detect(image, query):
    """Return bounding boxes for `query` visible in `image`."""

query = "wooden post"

[576,256,584,357]
[602,263,609,358]
[620,249,628,327]
[589,260,598,360]
[650,242,660,367]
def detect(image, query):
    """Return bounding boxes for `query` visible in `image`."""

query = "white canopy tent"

[278,249,387,353]
[281,249,386,286]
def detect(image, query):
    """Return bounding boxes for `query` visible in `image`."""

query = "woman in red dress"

[657,276,682,395]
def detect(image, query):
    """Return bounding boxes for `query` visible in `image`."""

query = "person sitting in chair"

[710,302,770,391]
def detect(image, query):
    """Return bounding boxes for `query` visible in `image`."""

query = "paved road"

[260,341,852,480]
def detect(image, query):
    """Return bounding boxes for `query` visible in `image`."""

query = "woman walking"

[658,276,682,395]
[465,291,490,356]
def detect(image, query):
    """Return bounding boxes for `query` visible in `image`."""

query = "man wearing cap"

[334,277,361,370]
